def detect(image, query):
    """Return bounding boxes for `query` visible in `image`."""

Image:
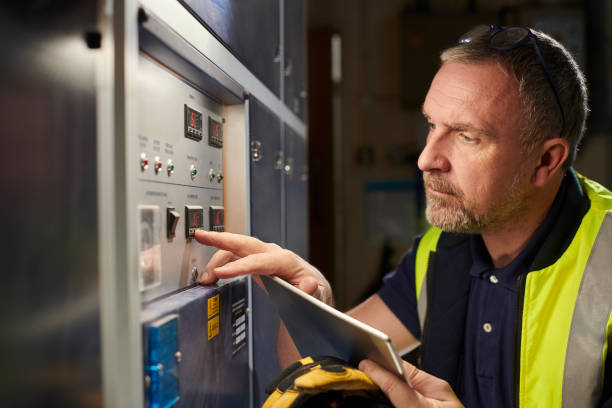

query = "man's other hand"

[194,230,334,306]
[359,359,463,408]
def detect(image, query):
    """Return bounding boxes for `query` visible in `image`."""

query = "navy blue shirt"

[378,177,567,408]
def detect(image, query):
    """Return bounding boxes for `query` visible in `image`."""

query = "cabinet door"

[249,96,282,407]
[284,0,307,119]
[181,0,281,96]
[284,125,309,259]
[249,97,282,244]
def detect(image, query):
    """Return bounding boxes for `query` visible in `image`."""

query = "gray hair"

[440,27,588,169]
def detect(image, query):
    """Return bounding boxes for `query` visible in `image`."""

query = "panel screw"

[175,351,182,363]
[145,375,151,388]
[84,31,102,49]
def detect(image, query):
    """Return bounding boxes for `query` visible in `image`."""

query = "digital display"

[208,117,223,148]
[185,205,204,238]
[209,206,225,232]
[184,104,203,141]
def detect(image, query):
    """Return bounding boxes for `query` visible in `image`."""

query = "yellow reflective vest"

[414,172,612,407]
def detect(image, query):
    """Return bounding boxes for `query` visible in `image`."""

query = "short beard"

[423,171,528,234]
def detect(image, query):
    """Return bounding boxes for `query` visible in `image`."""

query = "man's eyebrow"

[421,109,495,137]
[448,121,494,136]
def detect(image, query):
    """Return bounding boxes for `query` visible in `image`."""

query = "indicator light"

[190,165,198,180]
[208,169,215,182]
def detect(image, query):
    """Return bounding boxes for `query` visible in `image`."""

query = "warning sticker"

[208,294,219,319]
[231,279,248,355]
[208,315,219,340]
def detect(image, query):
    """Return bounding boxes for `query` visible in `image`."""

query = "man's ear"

[532,138,570,187]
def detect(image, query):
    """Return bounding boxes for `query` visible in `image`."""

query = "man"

[196,25,612,407]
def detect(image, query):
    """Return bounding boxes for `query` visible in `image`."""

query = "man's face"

[419,60,535,234]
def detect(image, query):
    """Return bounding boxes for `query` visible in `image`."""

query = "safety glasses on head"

[457,24,566,138]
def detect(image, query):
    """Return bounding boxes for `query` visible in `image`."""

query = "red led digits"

[209,206,224,232]
[184,105,203,141]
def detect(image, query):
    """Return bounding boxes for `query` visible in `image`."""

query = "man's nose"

[417,134,450,173]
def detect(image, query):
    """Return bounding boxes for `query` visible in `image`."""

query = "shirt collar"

[468,170,571,290]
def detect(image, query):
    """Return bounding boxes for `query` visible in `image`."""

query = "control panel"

[136,51,225,302]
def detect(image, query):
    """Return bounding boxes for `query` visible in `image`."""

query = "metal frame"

[98,1,144,407]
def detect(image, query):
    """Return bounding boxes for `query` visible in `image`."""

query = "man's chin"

[425,207,480,234]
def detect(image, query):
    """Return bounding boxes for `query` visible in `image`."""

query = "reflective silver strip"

[563,211,612,407]
[418,272,428,335]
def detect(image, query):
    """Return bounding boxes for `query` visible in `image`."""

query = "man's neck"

[481,176,564,269]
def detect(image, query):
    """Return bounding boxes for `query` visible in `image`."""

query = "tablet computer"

[260,275,409,377]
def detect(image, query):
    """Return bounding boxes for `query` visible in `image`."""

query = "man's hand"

[358,359,463,408]
[194,230,334,306]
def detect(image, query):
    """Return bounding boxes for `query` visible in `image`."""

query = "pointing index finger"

[194,230,271,257]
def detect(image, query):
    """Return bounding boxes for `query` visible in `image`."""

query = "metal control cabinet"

[1,1,308,407]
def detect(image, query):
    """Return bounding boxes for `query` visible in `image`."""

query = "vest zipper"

[514,274,526,408]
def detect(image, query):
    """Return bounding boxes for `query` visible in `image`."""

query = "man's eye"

[461,133,475,142]
[428,122,436,130]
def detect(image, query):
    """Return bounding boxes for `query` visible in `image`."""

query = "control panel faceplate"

[136,52,224,302]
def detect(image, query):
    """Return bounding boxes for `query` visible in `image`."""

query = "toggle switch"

[190,164,198,180]
[167,207,180,239]
[154,156,163,174]
[140,153,149,172]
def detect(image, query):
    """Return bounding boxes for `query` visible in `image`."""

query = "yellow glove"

[262,356,392,408]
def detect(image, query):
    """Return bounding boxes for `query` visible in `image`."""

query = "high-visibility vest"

[414,173,612,407]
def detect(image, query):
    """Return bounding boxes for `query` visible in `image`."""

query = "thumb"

[296,276,319,297]
[358,360,426,407]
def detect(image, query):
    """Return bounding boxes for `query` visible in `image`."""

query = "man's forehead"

[422,61,521,134]
[433,61,516,100]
